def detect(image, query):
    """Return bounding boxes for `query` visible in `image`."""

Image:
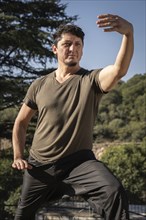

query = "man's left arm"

[96,14,134,92]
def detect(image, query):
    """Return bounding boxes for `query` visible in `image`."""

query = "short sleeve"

[23,80,39,110]
[87,69,106,94]
[90,69,108,94]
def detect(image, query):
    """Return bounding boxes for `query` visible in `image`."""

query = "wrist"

[125,23,134,37]
[14,154,23,160]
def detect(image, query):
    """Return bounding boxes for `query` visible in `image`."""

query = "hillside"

[93,73,146,143]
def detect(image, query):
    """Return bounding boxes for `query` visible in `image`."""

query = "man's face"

[52,33,83,67]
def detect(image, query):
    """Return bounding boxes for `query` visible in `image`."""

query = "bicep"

[98,65,120,92]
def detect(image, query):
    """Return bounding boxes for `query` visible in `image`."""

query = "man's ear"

[52,44,57,55]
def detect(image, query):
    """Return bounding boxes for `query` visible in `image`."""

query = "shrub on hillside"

[100,142,146,204]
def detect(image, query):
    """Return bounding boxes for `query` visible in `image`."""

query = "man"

[12,14,134,220]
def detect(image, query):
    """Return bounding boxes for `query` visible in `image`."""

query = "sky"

[58,0,146,81]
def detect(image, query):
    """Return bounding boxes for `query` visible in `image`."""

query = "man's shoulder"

[80,68,102,78]
[32,70,55,85]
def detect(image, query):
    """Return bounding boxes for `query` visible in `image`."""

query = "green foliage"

[95,73,146,142]
[0,76,29,110]
[0,107,18,121]
[0,0,77,72]
[100,142,146,203]
[0,150,23,198]
[0,0,77,110]
[0,107,18,139]
[0,149,25,218]
[4,187,21,216]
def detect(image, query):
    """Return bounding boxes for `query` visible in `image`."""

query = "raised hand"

[96,14,133,36]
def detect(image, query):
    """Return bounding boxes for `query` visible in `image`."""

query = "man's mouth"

[68,54,75,58]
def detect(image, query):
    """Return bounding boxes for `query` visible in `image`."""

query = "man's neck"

[55,65,81,83]
[56,65,81,76]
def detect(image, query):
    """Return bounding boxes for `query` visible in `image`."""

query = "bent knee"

[106,181,126,199]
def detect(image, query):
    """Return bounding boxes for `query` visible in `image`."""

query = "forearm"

[97,14,134,91]
[12,121,26,160]
[12,104,35,170]
[114,29,134,77]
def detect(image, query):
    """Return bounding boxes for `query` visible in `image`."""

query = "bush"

[0,149,23,218]
[100,142,146,204]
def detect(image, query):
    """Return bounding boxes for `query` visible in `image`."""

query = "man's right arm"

[12,103,36,170]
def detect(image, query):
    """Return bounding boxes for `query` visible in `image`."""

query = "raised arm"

[12,103,36,170]
[96,14,134,92]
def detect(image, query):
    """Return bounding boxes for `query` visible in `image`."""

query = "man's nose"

[69,44,75,51]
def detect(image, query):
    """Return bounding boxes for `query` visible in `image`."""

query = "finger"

[97,17,119,26]
[103,27,118,32]
[97,18,119,32]
[27,163,33,169]
[12,161,22,170]
[97,14,118,19]
[12,160,31,170]
[97,21,118,28]
[20,160,33,169]
[22,160,29,169]
[12,162,17,169]
[97,14,119,23]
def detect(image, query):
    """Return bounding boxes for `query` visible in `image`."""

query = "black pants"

[14,150,129,220]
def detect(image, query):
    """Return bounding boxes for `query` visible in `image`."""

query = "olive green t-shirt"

[24,68,104,163]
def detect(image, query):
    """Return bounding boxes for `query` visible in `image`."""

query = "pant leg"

[14,166,58,220]
[64,159,129,220]
[15,151,129,220]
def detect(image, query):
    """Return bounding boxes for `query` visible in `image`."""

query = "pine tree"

[0,0,77,109]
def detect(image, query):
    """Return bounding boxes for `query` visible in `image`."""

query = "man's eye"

[64,43,70,47]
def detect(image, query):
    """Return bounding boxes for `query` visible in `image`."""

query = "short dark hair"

[53,24,85,45]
